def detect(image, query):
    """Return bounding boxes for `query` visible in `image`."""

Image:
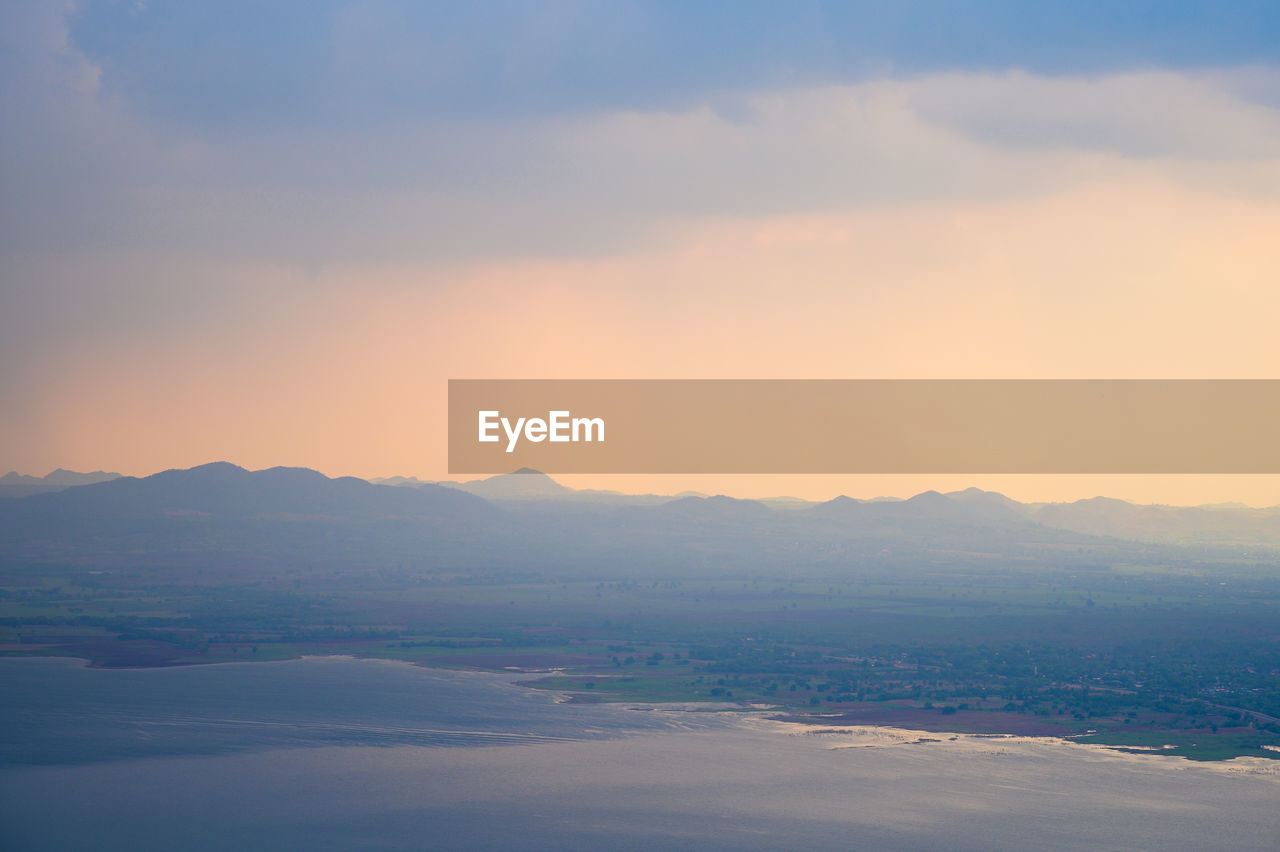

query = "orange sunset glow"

[4,8,1280,504]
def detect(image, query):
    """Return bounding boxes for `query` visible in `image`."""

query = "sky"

[3,1,1280,505]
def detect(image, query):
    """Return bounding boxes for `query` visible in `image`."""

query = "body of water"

[2,656,1277,850]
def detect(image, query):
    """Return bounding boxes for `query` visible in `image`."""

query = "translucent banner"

[448,380,1280,474]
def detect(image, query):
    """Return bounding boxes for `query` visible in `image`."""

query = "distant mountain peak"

[174,461,247,476]
[1076,496,1134,507]
[370,475,432,487]
[652,494,772,517]
[448,469,569,500]
[1,468,124,490]
[4,461,495,520]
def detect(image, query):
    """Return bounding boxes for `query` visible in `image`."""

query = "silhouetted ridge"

[649,494,772,520]
[0,468,123,497]
[810,488,1029,526]
[6,462,494,522]
[449,469,570,500]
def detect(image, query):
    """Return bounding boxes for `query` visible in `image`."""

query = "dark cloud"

[2,1,1278,271]
[65,1,1280,131]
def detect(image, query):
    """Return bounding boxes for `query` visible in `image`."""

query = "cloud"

[61,1,1280,132]
[912,70,1280,159]
[5,4,1280,271]
[6,1,1280,498]
[4,5,1280,409]
[12,66,1280,273]
[10,178,1280,481]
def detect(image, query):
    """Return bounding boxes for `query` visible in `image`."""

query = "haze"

[3,2,1280,503]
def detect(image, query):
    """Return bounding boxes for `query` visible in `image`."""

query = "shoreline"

[6,649,1278,764]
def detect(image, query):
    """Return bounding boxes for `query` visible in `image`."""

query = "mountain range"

[383,469,1280,548]
[380,468,700,506]
[3,463,1280,582]
[0,468,122,498]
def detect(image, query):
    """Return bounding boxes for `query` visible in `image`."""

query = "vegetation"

[4,559,1279,761]
[4,466,1278,760]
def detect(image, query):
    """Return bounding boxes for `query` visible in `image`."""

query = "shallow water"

[2,656,1277,850]
[0,655,721,766]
